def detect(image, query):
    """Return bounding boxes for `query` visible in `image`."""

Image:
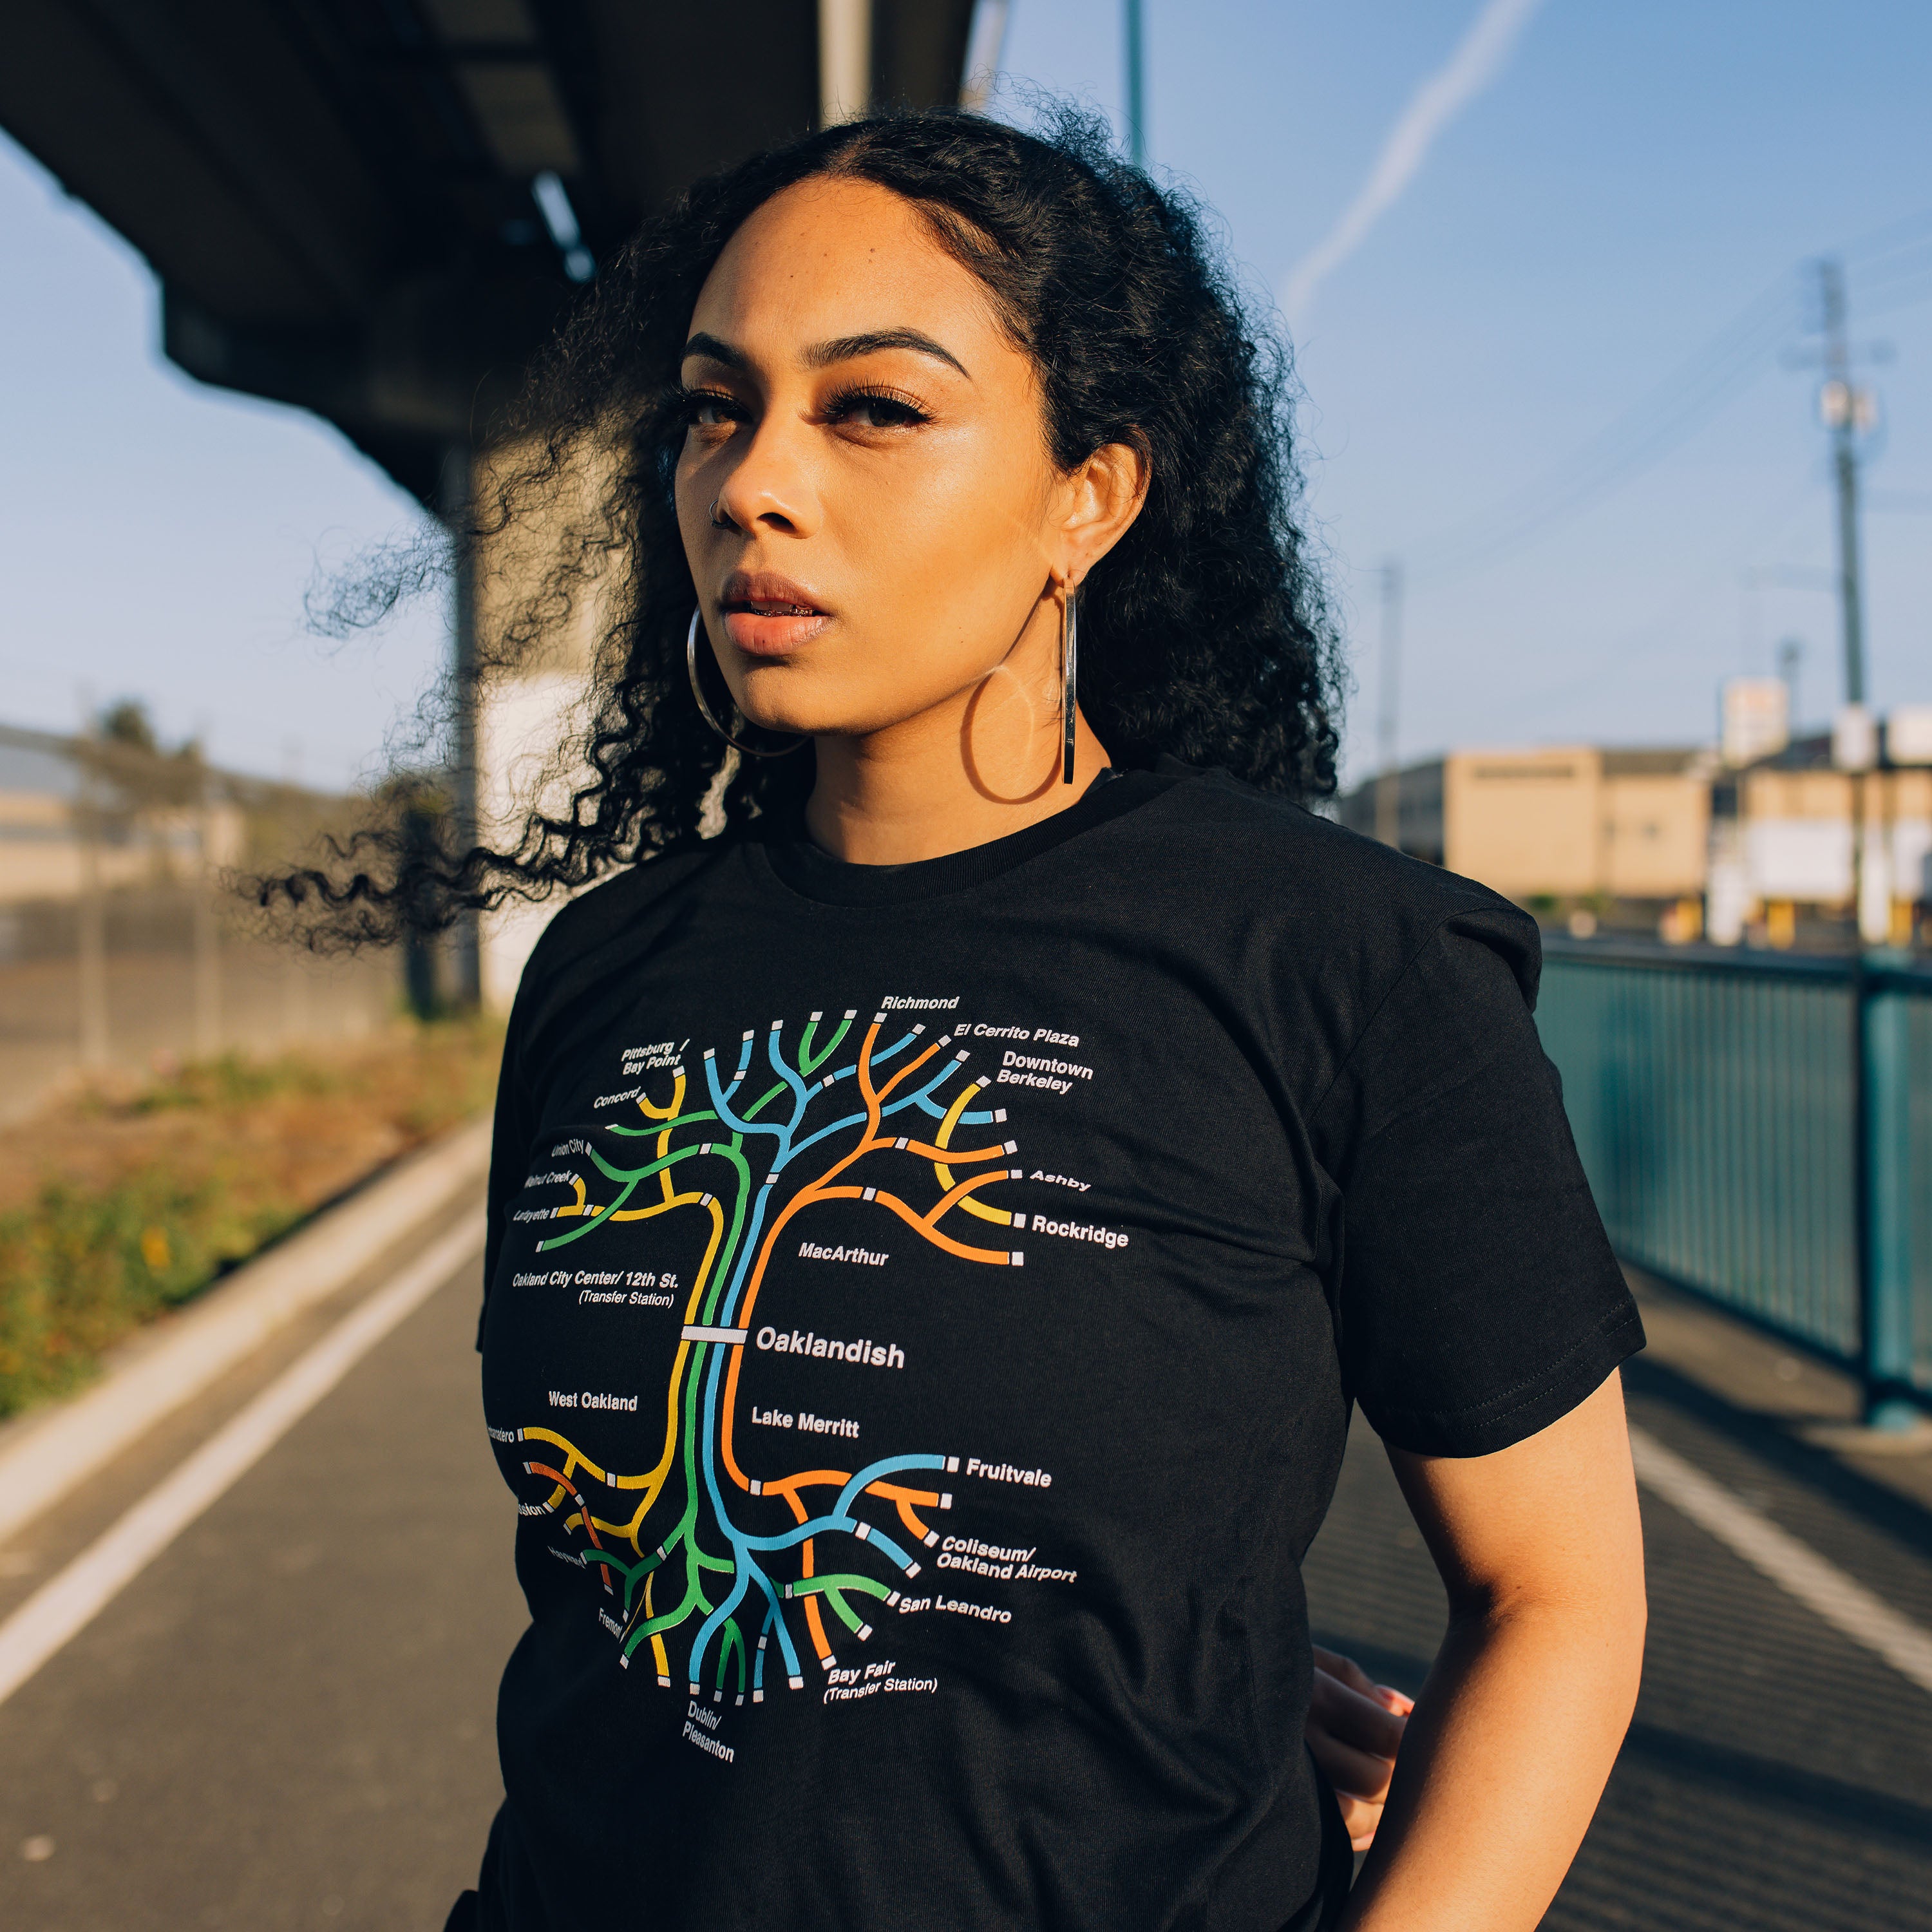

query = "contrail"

[1281,0,1548,328]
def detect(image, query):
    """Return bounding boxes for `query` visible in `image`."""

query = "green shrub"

[0,1016,501,1417]
[0,1170,300,1413]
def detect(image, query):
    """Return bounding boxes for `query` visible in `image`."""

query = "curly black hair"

[266,103,1340,943]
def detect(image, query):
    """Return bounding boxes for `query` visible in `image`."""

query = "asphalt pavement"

[1304,1300,1932,1932]
[0,1206,523,1931]
[1,1220,1928,1930]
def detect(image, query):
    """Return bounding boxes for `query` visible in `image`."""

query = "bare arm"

[1338,1371,1647,1932]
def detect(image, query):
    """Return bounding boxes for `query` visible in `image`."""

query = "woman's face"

[675,175,1137,751]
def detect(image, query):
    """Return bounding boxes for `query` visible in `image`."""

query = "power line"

[1405,277,1794,583]
[1398,208,1932,585]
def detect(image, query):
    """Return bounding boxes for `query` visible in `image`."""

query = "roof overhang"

[2,0,976,501]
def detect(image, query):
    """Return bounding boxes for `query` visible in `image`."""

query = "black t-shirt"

[473,761,1641,1932]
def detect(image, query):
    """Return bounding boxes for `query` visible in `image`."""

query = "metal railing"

[1535,935,1932,1425]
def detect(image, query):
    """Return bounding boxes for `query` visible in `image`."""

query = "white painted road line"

[1629,1425,1932,1698]
[0,1222,483,1710]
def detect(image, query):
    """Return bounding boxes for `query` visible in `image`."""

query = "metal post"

[192,756,221,1059]
[279,741,309,1043]
[1374,560,1403,849]
[402,803,441,1021]
[1857,964,1917,1428]
[442,442,482,1009]
[75,725,109,1070]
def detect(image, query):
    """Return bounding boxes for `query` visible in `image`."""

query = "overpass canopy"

[1,1,978,502]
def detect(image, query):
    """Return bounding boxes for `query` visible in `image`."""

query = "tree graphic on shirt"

[500,1009,1025,1700]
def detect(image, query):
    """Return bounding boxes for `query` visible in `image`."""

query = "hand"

[1307,1646,1414,1852]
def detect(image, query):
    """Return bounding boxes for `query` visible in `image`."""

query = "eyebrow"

[681,332,749,372]
[680,328,971,380]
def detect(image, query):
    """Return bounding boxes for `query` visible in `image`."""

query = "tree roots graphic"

[504,1009,1022,1698]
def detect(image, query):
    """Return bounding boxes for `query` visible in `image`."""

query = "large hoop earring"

[1059,587,1079,784]
[685,610,808,759]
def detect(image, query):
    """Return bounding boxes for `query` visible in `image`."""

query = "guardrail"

[1535,936,1931,1426]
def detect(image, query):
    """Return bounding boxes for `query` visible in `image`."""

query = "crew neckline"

[757,765,1179,907]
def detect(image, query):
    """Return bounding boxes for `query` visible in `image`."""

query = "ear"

[1052,437,1151,588]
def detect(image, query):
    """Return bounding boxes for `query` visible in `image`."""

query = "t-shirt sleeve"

[1311,907,1643,1457]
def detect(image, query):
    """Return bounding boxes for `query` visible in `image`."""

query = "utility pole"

[1123,0,1148,167]
[1777,638,1803,735]
[1374,560,1404,850]
[1816,260,1869,709]
[1810,260,1893,944]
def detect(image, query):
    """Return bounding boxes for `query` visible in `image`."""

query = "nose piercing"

[709,496,732,529]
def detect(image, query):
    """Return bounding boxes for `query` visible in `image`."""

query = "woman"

[296,107,1645,1932]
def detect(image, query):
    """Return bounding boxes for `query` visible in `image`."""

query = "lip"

[719,569,832,656]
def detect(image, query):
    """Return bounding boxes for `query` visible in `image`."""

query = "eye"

[824,385,931,431]
[678,386,745,430]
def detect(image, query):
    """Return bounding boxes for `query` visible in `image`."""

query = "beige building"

[0,726,245,907]
[1343,716,1932,948]
[1709,735,1932,947]
[1339,745,1713,906]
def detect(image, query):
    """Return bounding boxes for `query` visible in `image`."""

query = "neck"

[804,615,1111,865]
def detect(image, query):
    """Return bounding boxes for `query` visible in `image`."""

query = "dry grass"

[0,1017,503,1417]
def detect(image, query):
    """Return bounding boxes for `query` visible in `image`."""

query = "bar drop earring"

[1060,589,1079,784]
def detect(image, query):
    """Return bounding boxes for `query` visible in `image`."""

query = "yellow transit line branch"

[526,1191,726,1552]
[639,1070,688,1206]
[638,1070,688,1121]
[645,1569,672,1683]
[933,1079,1014,1226]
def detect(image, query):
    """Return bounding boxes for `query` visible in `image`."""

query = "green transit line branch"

[789,1573,895,1601]
[800,1011,854,1076]
[537,1143,706,1251]
[717,1618,746,1692]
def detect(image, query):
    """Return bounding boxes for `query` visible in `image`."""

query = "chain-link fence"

[0,722,401,1126]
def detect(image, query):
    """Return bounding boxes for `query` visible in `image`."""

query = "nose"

[710,408,823,540]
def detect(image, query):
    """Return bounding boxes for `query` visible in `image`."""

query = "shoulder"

[511,837,740,1013]
[1126,762,1544,1005]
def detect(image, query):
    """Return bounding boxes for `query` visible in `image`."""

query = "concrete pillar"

[819,0,871,125]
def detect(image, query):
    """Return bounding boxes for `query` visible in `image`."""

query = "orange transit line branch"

[718,1019,1020,1493]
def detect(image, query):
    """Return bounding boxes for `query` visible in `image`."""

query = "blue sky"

[1,0,1927,788]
